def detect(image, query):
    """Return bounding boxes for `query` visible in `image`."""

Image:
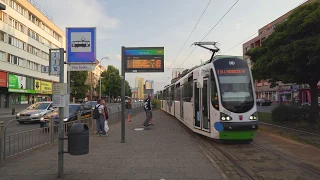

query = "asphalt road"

[257,103,278,113]
[0,102,143,136]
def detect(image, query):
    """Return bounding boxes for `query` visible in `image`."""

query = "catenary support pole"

[121,46,125,143]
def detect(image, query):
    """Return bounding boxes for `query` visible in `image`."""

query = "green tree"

[125,80,132,97]
[103,65,121,98]
[70,71,89,100]
[246,1,320,115]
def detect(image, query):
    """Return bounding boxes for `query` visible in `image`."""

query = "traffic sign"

[49,49,64,76]
[41,66,49,73]
[66,27,96,64]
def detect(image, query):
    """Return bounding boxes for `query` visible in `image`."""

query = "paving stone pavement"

[0,110,224,180]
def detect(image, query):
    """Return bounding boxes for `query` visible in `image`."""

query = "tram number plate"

[222,110,231,116]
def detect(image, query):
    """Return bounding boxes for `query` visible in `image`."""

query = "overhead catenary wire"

[177,0,240,69]
[222,32,258,55]
[163,0,212,80]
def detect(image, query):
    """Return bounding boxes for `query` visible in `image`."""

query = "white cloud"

[36,0,120,39]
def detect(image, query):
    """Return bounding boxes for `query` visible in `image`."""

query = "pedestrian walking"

[127,98,133,122]
[93,99,108,136]
[143,95,153,128]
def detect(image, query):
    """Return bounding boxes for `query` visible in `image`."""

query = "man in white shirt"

[95,99,107,136]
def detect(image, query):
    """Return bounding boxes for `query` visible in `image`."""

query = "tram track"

[203,138,320,180]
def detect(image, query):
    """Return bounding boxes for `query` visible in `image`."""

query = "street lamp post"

[99,57,109,99]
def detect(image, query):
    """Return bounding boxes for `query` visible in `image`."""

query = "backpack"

[93,104,101,119]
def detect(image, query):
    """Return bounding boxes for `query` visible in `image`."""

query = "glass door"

[201,79,210,131]
[194,82,201,128]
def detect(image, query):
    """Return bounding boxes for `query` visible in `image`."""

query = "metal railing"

[0,103,144,163]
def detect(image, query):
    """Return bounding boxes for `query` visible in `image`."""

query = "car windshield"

[85,101,97,106]
[27,103,50,110]
[69,105,80,113]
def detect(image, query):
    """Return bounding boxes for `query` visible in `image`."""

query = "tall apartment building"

[135,77,144,100]
[242,0,316,104]
[0,0,65,109]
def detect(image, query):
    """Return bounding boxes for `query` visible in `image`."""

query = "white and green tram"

[159,44,258,141]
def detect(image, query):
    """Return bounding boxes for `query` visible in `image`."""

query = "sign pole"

[121,46,125,143]
[58,48,65,178]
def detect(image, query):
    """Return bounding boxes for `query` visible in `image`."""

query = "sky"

[34,0,307,92]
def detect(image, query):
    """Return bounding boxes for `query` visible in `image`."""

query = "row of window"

[7,53,41,71]
[1,10,59,49]
[1,30,49,60]
[0,50,41,72]
[1,0,62,42]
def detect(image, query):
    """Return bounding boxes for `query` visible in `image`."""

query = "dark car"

[85,101,98,110]
[39,104,92,128]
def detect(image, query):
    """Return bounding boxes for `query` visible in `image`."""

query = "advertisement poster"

[8,74,35,93]
[9,74,26,89]
[0,71,7,87]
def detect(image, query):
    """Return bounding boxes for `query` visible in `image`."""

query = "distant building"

[242,0,317,104]
[0,0,65,109]
[135,77,144,100]
[84,59,105,100]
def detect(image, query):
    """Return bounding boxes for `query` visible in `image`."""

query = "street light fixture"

[99,57,109,99]
[0,3,6,10]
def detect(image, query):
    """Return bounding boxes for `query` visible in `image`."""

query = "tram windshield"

[214,59,254,113]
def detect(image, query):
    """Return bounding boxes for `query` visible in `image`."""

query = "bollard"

[12,108,15,115]
[50,117,54,144]
[0,121,4,163]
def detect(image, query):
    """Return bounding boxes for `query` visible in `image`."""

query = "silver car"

[16,101,55,124]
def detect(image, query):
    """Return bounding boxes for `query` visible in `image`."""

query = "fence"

[0,103,144,163]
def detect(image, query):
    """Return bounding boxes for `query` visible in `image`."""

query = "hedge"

[271,105,310,123]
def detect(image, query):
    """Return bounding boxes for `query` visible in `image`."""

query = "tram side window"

[183,81,193,102]
[211,69,219,110]
[170,86,175,101]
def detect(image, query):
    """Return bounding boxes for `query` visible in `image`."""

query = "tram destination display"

[123,47,164,72]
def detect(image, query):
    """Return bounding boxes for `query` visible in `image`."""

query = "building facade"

[243,0,317,104]
[84,59,105,100]
[0,0,65,109]
[135,77,144,100]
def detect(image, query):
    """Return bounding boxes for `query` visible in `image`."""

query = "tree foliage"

[246,1,320,115]
[96,65,133,98]
[70,71,89,99]
[125,80,132,97]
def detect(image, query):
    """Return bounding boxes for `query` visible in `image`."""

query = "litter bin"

[68,123,89,155]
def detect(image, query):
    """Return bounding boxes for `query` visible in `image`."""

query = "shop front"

[33,79,52,102]
[8,73,35,106]
[0,71,9,108]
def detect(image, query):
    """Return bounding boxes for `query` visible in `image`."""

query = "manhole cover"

[134,128,145,131]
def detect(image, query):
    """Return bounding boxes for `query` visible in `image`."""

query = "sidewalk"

[0,110,224,180]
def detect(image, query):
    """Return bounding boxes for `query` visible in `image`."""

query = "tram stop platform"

[0,110,224,180]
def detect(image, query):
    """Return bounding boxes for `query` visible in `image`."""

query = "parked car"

[16,101,55,124]
[85,101,98,110]
[256,98,272,106]
[39,104,92,128]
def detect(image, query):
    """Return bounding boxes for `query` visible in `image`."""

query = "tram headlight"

[220,112,232,121]
[249,112,258,120]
